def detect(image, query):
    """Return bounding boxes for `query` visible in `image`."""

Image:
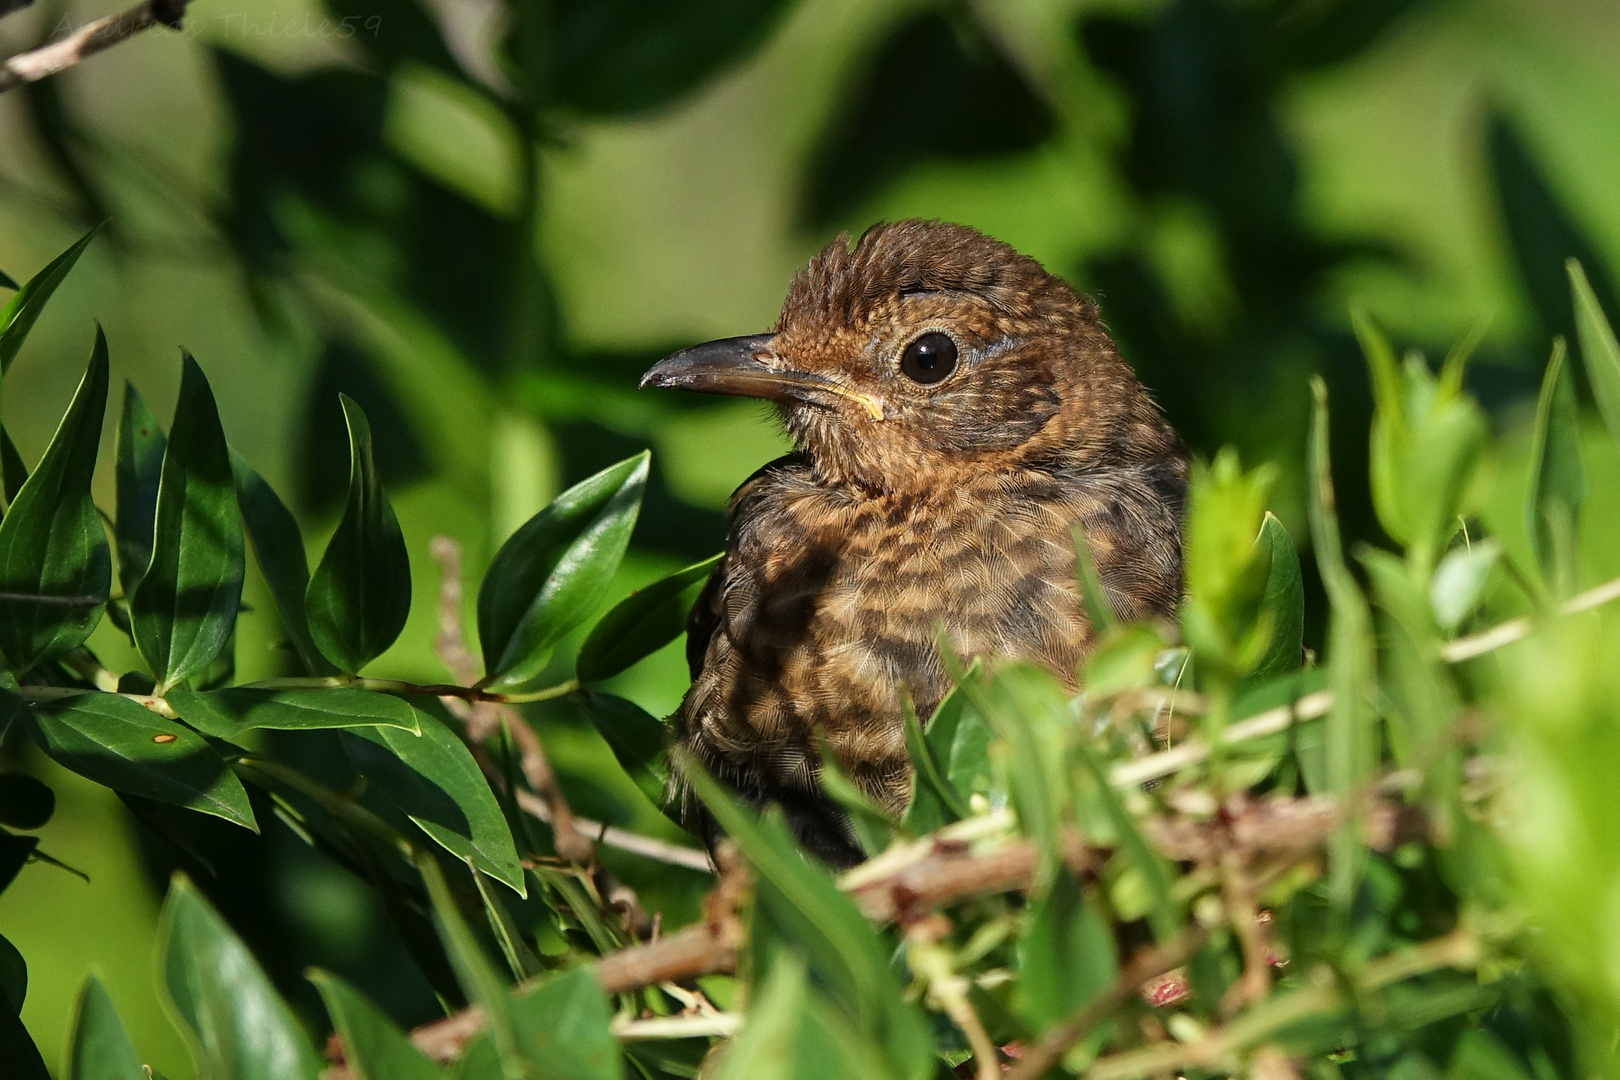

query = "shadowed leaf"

[576,553,719,683]
[115,382,165,597]
[67,975,143,1080]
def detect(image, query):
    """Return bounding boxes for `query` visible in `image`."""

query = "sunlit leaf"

[114,382,165,596]
[0,228,96,375]
[158,875,322,1080]
[479,452,648,690]
[576,553,718,683]
[19,690,255,830]
[306,396,411,673]
[231,453,335,675]
[67,974,143,1080]
[131,353,245,692]
[343,711,524,894]
[1430,539,1502,634]
[168,687,421,739]
[0,329,110,671]
[309,970,444,1080]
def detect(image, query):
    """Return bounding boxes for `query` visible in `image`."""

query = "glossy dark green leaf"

[22,691,256,830]
[0,427,27,505]
[1015,869,1117,1029]
[1570,259,1620,456]
[231,453,335,675]
[1251,512,1305,677]
[0,830,36,893]
[576,553,719,683]
[0,773,53,830]
[168,687,420,740]
[306,396,411,673]
[0,228,96,376]
[0,330,110,671]
[131,354,244,692]
[1525,338,1584,593]
[114,382,166,596]
[158,875,322,1080]
[547,0,795,117]
[479,452,648,690]
[309,970,444,1080]
[67,974,144,1080]
[342,711,524,893]
[685,761,933,1080]
[576,690,670,813]
[0,932,23,1010]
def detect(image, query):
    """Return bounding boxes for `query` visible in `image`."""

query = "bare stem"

[0,0,191,94]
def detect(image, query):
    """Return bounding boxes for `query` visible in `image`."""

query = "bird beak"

[640,335,885,420]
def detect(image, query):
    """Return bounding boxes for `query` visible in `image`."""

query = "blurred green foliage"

[0,0,1618,1076]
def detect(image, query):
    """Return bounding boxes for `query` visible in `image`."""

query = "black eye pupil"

[900,333,958,384]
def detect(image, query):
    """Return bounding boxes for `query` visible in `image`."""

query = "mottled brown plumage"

[641,220,1187,866]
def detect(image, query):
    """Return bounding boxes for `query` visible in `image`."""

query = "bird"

[640,220,1187,867]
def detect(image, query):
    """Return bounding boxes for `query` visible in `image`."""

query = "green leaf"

[342,711,524,894]
[0,830,37,893]
[713,953,899,1080]
[684,759,932,1080]
[1016,869,1117,1029]
[0,773,54,830]
[1251,512,1305,677]
[900,697,968,834]
[158,875,322,1080]
[1431,539,1502,634]
[0,268,15,291]
[1569,260,1620,458]
[506,966,620,1080]
[168,687,421,739]
[815,744,896,859]
[1071,524,1116,634]
[67,974,144,1080]
[0,228,96,376]
[306,396,412,673]
[1526,337,1584,594]
[309,970,444,1080]
[22,691,255,830]
[415,852,525,1070]
[577,690,671,813]
[0,426,28,505]
[114,382,166,596]
[230,453,334,675]
[0,931,24,1009]
[479,452,649,690]
[0,329,110,671]
[0,1006,48,1080]
[472,867,545,981]
[576,553,718,683]
[131,353,245,692]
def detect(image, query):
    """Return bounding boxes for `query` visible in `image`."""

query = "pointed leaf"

[67,974,144,1080]
[306,396,411,673]
[577,690,670,813]
[158,875,322,1080]
[1525,338,1584,591]
[479,452,648,690]
[20,690,255,829]
[576,553,719,683]
[342,710,524,893]
[901,697,967,834]
[309,970,444,1080]
[1251,512,1305,677]
[1569,259,1620,456]
[415,853,525,1068]
[0,228,96,375]
[1431,539,1502,634]
[0,268,15,291]
[231,453,334,674]
[472,868,544,981]
[115,383,166,596]
[0,330,110,670]
[0,427,27,505]
[167,687,421,739]
[131,354,244,691]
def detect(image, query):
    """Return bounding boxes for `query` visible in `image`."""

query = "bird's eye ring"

[899,332,959,385]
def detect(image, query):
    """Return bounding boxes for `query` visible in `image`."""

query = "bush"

[1,224,1619,1080]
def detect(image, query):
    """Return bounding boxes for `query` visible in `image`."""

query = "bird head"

[641,220,1171,493]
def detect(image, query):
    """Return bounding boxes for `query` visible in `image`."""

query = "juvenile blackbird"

[641,220,1187,867]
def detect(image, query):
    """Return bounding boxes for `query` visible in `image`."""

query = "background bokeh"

[1,0,1618,1072]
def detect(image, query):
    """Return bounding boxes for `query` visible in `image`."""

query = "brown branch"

[1003,928,1211,1080]
[0,0,190,94]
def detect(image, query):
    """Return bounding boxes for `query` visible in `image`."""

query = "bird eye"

[899,333,958,385]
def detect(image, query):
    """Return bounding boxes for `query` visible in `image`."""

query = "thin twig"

[1002,928,1211,1080]
[0,0,190,94]
[1440,573,1620,662]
